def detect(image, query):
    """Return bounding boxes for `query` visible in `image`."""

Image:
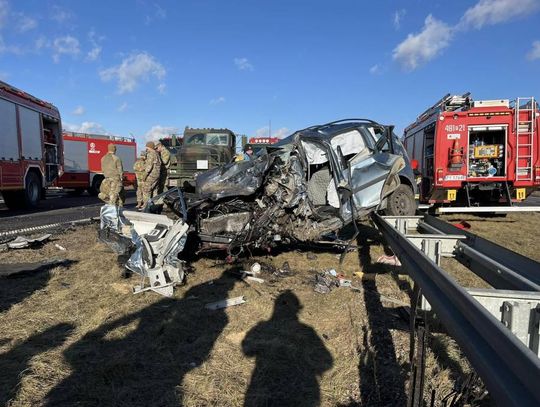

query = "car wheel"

[386,184,416,216]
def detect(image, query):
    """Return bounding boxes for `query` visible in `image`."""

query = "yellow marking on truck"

[447,189,457,201]
[516,188,526,200]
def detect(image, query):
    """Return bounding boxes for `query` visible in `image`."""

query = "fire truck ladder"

[515,97,536,182]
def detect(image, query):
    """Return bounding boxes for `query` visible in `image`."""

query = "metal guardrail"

[372,213,540,406]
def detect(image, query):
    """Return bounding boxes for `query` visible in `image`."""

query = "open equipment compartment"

[467,125,507,178]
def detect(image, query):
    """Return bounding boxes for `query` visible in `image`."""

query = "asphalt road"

[0,189,137,233]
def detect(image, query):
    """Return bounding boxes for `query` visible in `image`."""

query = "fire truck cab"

[403,93,539,207]
[0,80,63,209]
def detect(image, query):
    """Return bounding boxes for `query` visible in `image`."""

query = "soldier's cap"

[155,141,162,146]
[107,143,116,153]
[146,141,155,149]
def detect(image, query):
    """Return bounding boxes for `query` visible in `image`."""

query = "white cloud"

[52,35,80,63]
[50,5,73,23]
[0,0,8,29]
[234,57,254,71]
[369,64,382,75]
[393,15,452,71]
[459,0,540,30]
[117,102,129,112]
[15,13,37,33]
[86,46,101,61]
[85,29,103,62]
[393,9,406,30]
[0,35,23,55]
[157,83,166,94]
[527,40,540,60]
[100,52,166,94]
[72,105,85,115]
[255,126,289,139]
[210,96,226,105]
[144,125,178,142]
[64,121,110,135]
[145,3,167,24]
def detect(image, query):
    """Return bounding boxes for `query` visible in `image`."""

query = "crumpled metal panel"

[195,154,274,200]
[99,205,188,296]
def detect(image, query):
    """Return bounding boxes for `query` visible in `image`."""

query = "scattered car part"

[5,234,51,249]
[98,204,188,297]
[205,296,246,310]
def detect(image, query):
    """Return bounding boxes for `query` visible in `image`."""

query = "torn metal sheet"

[98,204,188,297]
[6,234,51,249]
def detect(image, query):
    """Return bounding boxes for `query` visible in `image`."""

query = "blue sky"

[1,0,539,149]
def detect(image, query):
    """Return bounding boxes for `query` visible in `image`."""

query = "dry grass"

[0,212,538,406]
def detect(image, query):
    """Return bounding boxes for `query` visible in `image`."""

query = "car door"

[331,127,405,221]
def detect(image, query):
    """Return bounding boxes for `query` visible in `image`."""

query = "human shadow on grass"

[0,260,75,313]
[0,322,74,406]
[44,271,236,406]
[242,290,333,407]
[355,223,408,406]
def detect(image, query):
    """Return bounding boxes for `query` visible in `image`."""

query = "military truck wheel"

[386,184,416,216]
[23,171,41,208]
[88,176,103,196]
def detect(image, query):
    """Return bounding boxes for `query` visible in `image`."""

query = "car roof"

[273,119,383,147]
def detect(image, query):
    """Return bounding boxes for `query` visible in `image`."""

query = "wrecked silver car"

[99,119,417,295]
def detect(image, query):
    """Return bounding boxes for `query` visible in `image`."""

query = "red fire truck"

[403,93,539,208]
[0,80,63,209]
[56,132,137,195]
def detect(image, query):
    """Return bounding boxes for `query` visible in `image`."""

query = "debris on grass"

[205,296,247,310]
[2,234,52,250]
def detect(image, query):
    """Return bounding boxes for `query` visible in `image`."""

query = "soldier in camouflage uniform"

[133,151,146,209]
[156,141,171,194]
[142,141,161,204]
[98,144,125,206]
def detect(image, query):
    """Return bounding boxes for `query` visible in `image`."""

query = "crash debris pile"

[98,204,188,297]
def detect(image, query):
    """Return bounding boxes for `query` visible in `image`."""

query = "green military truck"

[167,127,237,188]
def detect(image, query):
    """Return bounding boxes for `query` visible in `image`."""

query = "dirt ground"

[0,212,538,406]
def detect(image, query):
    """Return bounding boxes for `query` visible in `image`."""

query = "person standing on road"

[142,141,161,205]
[156,141,171,194]
[133,151,147,209]
[98,144,124,206]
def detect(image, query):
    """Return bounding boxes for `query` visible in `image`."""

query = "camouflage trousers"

[98,177,125,206]
[135,176,145,205]
[142,176,159,204]
[157,167,169,194]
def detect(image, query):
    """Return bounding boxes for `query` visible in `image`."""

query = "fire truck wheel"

[386,184,415,216]
[23,172,41,208]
